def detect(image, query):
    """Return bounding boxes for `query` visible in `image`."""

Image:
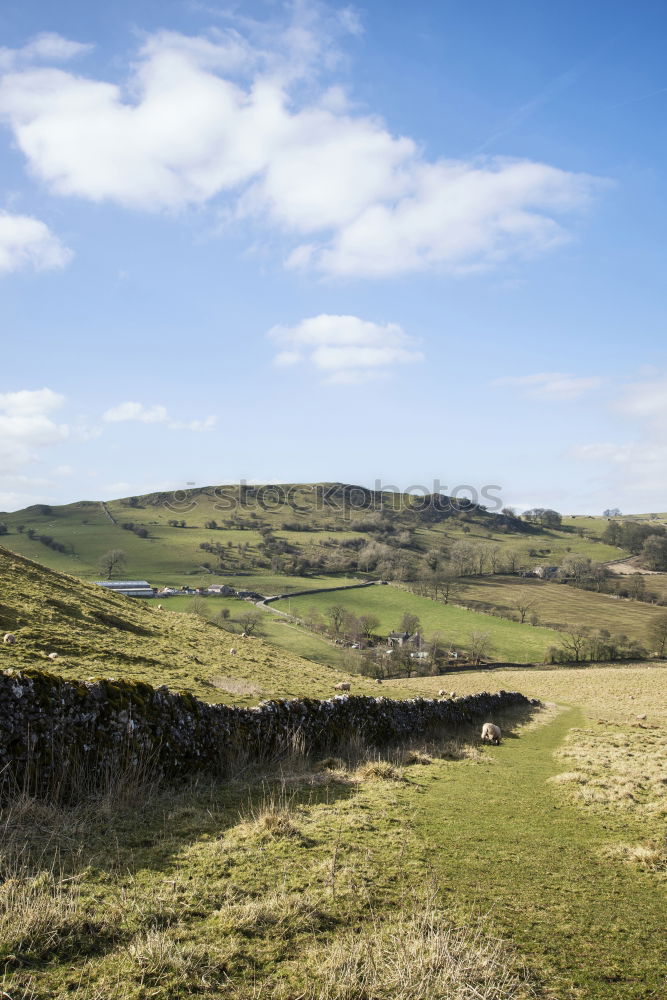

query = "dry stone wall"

[0,668,536,798]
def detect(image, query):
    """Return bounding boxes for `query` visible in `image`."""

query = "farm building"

[94,580,155,598]
[207,584,236,596]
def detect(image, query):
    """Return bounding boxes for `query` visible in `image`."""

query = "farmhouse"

[207,584,236,596]
[94,580,155,598]
[534,565,558,579]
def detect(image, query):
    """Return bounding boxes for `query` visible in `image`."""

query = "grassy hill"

[0,547,410,705]
[0,483,628,588]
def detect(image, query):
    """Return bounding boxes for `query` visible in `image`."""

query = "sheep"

[375,678,383,684]
[481,722,501,745]
[229,648,238,656]
[334,682,351,692]
[3,633,16,645]
[157,604,163,610]
[241,632,248,638]
[48,652,59,661]
[450,691,456,698]
[438,689,446,697]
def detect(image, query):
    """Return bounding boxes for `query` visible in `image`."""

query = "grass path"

[412,707,666,998]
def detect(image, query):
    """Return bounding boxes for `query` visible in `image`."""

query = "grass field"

[2,548,667,997]
[455,574,662,643]
[2,683,666,998]
[274,583,563,662]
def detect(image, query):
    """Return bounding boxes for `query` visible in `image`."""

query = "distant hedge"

[0,668,536,800]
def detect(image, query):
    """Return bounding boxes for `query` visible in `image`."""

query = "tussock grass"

[603,840,667,874]
[290,905,538,1000]
[354,759,404,782]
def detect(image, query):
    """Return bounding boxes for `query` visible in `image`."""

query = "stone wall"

[0,668,536,799]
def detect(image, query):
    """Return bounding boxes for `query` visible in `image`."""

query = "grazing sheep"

[48,652,59,661]
[481,722,501,745]
[438,689,446,697]
[241,632,248,638]
[229,648,237,656]
[157,604,163,610]
[334,682,351,692]
[375,678,383,684]
[450,691,456,698]
[3,633,16,645]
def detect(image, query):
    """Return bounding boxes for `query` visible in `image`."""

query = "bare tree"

[238,608,262,635]
[327,605,346,634]
[400,612,420,635]
[468,630,493,665]
[559,628,589,662]
[513,590,539,624]
[98,549,127,580]
[359,614,380,640]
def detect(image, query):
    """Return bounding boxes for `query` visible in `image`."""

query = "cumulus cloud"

[0,13,603,277]
[103,401,216,431]
[268,314,423,383]
[0,212,72,273]
[0,388,69,473]
[493,372,603,400]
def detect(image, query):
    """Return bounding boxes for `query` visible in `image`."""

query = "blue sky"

[1,0,666,513]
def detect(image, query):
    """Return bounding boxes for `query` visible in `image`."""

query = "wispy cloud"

[0,32,93,71]
[493,372,603,400]
[102,401,217,431]
[268,314,423,384]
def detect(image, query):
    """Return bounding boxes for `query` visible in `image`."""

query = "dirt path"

[413,708,666,998]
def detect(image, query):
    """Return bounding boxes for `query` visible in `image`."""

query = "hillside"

[0,547,403,705]
[0,483,627,588]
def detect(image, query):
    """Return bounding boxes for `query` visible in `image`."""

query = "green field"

[274,583,562,663]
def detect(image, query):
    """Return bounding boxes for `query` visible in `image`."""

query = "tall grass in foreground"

[0,711,543,1000]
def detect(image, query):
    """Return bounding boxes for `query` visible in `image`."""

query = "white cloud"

[103,401,216,431]
[0,15,603,277]
[103,402,169,424]
[573,375,667,499]
[0,388,69,474]
[493,372,603,400]
[0,212,72,273]
[268,314,423,383]
[616,377,667,424]
[0,32,92,71]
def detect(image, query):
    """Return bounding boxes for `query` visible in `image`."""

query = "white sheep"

[241,632,248,638]
[481,722,501,745]
[3,633,16,645]
[229,648,238,656]
[375,678,383,684]
[157,604,163,610]
[48,652,59,661]
[334,682,351,691]
[438,689,446,697]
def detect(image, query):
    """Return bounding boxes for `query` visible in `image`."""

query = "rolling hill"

[0,546,410,705]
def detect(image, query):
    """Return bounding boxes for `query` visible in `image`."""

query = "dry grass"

[354,760,405,782]
[269,901,539,1000]
[211,675,265,697]
[551,725,667,820]
[603,840,667,874]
